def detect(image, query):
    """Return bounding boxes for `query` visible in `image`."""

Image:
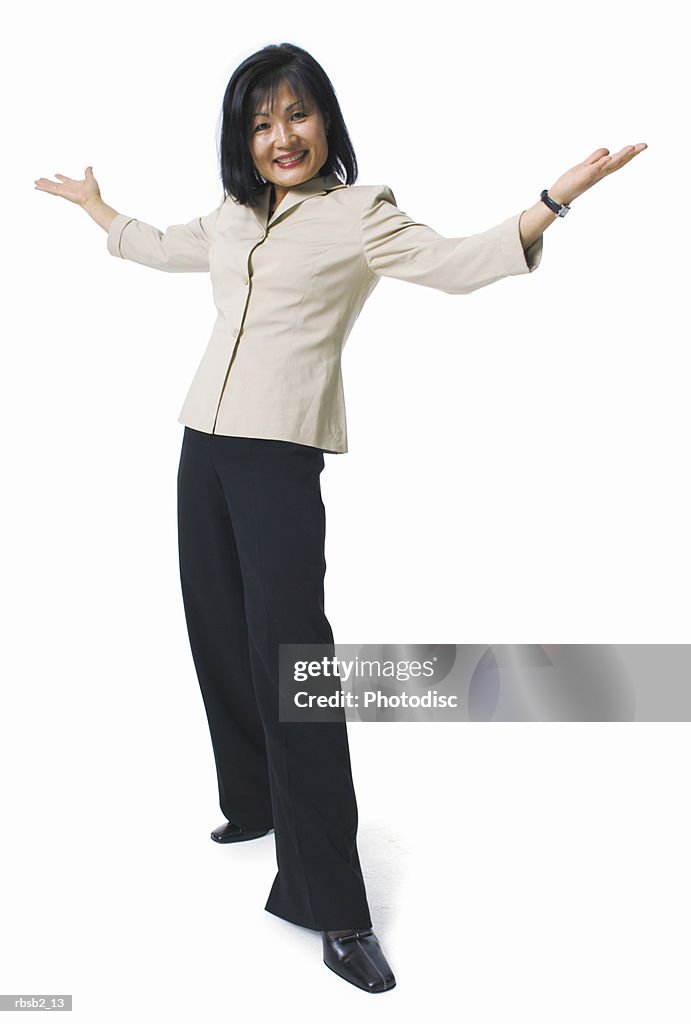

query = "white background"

[3,0,689,1019]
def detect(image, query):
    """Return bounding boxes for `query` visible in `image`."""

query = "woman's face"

[248,80,330,193]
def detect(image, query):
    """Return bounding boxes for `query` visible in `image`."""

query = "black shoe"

[210,820,272,844]
[322,929,396,993]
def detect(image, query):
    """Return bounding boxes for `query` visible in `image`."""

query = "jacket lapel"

[251,173,347,230]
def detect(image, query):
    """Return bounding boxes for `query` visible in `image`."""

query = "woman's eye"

[254,111,308,132]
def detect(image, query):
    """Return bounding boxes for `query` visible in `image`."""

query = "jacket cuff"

[499,211,543,275]
[107,214,137,259]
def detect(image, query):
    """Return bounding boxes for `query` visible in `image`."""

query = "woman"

[34,41,646,994]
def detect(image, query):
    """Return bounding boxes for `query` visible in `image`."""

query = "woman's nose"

[274,124,298,144]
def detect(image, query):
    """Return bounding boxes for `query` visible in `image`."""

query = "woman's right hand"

[34,165,102,208]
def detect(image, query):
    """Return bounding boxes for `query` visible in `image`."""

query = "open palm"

[551,145,647,205]
[34,165,101,207]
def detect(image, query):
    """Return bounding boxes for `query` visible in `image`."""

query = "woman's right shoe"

[322,929,396,993]
[210,820,273,844]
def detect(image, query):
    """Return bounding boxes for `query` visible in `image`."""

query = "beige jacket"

[107,172,542,453]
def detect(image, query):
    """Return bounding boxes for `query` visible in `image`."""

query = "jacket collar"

[253,172,348,230]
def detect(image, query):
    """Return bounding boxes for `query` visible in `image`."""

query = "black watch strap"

[540,189,571,217]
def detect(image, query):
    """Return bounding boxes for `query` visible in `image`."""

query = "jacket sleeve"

[106,200,225,272]
[360,185,542,295]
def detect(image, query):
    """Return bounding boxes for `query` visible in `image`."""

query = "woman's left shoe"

[210,820,273,844]
[321,929,396,993]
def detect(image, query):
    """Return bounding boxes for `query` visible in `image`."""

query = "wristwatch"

[540,189,571,217]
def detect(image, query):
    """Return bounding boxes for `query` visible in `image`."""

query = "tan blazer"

[107,172,542,453]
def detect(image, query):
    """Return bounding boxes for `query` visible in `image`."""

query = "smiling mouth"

[274,150,307,166]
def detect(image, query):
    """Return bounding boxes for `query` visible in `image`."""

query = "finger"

[609,146,640,168]
[598,148,640,178]
[601,144,647,172]
[589,153,614,175]
[584,148,610,165]
[618,148,646,168]
[54,173,73,182]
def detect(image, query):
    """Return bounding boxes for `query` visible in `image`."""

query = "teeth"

[275,151,306,164]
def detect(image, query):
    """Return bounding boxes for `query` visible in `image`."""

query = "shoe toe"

[210,821,243,842]
[210,821,272,843]
[322,931,396,993]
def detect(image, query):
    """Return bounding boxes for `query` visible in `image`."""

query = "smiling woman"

[218,43,358,209]
[33,36,646,999]
[248,81,331,214]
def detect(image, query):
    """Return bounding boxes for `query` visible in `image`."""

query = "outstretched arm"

[34,165,223,273]
[359,143,648,296]
[519,144,647,249]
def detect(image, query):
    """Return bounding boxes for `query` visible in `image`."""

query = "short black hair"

[218,42,358,208]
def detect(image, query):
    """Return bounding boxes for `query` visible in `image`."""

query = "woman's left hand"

[549,144,648,206]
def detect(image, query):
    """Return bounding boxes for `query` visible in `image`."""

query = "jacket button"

[232,328,239,337]
[243,277,249,285]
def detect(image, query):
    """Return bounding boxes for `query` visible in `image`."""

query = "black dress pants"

[176,426,372,932]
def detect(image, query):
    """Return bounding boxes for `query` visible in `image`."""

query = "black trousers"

[176,426,372,932]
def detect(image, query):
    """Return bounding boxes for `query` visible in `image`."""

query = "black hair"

[218,42,358,208]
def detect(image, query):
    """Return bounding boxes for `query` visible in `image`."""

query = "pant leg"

[209,434,373,932]
[176,426,273,831]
